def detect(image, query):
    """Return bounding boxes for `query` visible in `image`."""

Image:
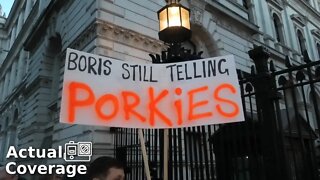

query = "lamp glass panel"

[181,8,190,29]
[168,6,181,27]
[159,9,168,31]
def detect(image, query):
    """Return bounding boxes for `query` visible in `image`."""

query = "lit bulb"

[168,7,181,27]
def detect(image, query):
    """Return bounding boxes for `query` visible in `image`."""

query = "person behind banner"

[39,173,63,180]
[88,156,125,180]
[0,164,18,180]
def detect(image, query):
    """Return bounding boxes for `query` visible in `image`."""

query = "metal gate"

[112,46,320,180]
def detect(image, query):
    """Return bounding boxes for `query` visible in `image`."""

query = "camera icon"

[64,141,92,162]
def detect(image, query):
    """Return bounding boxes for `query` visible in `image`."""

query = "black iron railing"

[113,46,320,180]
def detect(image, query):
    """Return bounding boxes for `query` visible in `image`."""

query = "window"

[273,14,284,43]
[242,0,248,9]
[45,34,62,102]
[297,30,306,53]
[8,110,19,147]
[0,118,9,161]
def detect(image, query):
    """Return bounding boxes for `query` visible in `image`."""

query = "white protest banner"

[59,48,244,129]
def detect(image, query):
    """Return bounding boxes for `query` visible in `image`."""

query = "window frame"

[297,29,307,54]
[272,13,285,44]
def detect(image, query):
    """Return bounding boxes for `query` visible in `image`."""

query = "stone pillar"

[10,26,16,48]
[0,80,3,102]
[39,0,46,12]
[0,80,4,102]
[0,133,4,161]
[7,126,17,147]
[304,24,316,59]
[257,0,273,36]
[315,0,320,11]
[3,72,10,100]
[24,0,32,22]
[0,132,8,162]
[310,0,316,8]
[16,50,25,86]
[285,12,299,52]
[247,0,257,23]
[25,52,30,76]
[9,61,17,92]
[16,12,24,36]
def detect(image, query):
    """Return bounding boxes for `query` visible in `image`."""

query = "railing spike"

[167,48,172,60]
[285,56,292,68]
[251,65,256,75]
[296,70,306,81]
[161,51,167,62]
[237,70,243,79]
[278,76,287,86]
[149,54,157,63]
[303,50,311,63]
[156,54,161,63]
[245,83,253,92]
[315,66,320,78]
[269,60,276,72]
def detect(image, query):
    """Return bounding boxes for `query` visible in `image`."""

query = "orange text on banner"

[66,81,240,127]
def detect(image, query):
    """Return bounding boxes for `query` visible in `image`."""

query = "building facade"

[0,0,319,178]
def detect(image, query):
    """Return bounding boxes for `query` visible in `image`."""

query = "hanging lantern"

[157,0,191,43]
